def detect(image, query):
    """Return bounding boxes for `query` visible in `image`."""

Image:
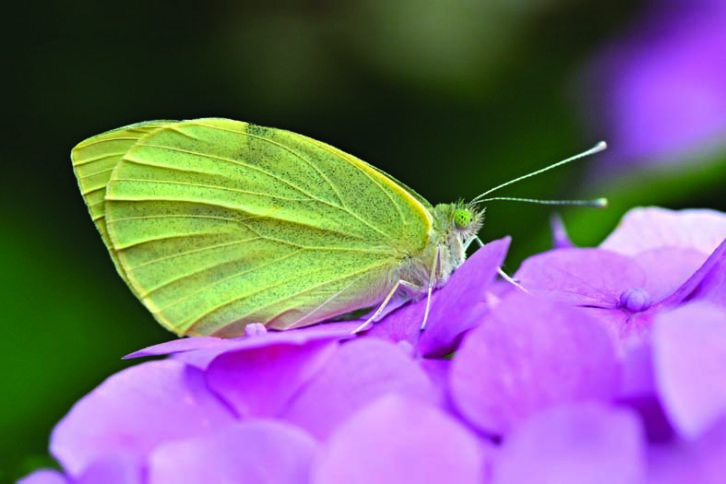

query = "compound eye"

[454,208,472,229]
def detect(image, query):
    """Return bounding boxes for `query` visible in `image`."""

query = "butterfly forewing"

[99,118,432,335]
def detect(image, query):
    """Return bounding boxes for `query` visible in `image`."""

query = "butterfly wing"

[74,118,433,336]
[71,120,176,285]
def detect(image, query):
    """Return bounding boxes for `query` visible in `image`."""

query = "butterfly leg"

[470,236,527,293]
[352,279,420,333]
[497,267,528,293]
[419,245,442,332]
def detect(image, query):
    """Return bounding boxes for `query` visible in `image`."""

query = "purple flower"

[515,208,726,341]
[21,207,726,483]
[652,302,726,440]
[583,1,726,175]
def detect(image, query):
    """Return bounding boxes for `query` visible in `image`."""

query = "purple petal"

[653,302,726,440]
[647,417,726,484]
[661,239,726,308]
[635,247,707,302]
[281,338,435,439]
[50,360,236,475]
[125,336,231,359]
[618,342,674,442]
[615,340,674,442]
[551,214,576,249]
[126,324,353,369]
[369,237,510,357]
[450,292,620,435]
[600,208,726,258]
[419,357,454,410]
[312,395,487,484]
[493,403,646,484]
[149,420,317,483]
[17,470,68,484]
[206,338,339,418]
[365,297,427,352]
[419,236,510,356]
[515,248,645,308]
[619,341,656,399]
[74,453,142,484]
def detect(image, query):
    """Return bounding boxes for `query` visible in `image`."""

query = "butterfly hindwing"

[71,120,176,285]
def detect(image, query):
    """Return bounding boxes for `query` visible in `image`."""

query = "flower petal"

[515,248,645,308]
[492,403,646,484]
[653,302,726,440]
[281,338,435,439]
[647,417,726,484]
[450,292,620,434]
[661,239,726,308]
[206,338,339,418]
[17,470,68,484]
[601,207,726,258]
[418,236,510,356]
[551,214,576,249]
[419,358,453,410]
[313,395,487,484]
[126,325,353,369]
[50,360,236,475]
[635,247,708,302]
[149,420,317,484]
[586,2,726,171]
[124,336,230,359]
[617,341,674,442]
[75,453,142,484]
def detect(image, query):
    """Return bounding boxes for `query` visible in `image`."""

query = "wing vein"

[128,237,262,270]
[239,129,346,207]
[147,249,306,304]
[141,124,393,241]
[79,167,114,179]
[114,232,226,250]
[109,214,241,224]
[188,261,390,327]
[136,143,326,203]
[289,273,369,326]
[73,152,126,166]
[311,140,408,226]
[111,177,313,202]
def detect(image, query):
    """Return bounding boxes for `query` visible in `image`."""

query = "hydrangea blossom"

[582,0,726,175]
[21,207,726,484]
[516,208,726,342]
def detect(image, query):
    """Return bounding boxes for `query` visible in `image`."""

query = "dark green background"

[3,1,725,480]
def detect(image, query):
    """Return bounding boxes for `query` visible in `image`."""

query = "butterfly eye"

[453,208,472,229]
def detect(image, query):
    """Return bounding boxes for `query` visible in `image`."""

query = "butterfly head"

[433,202,484,245]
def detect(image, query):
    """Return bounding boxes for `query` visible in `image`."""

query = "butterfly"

[72,118,605,337]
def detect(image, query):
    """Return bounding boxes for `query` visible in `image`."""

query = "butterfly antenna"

[469,141,607,207]
[474,196,608,207]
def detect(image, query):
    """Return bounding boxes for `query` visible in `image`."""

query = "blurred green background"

[3,0,725,480]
